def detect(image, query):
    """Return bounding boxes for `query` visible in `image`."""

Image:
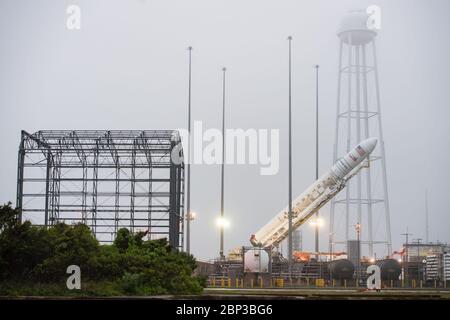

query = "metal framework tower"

[329,11,392,258]
[16,130,184,249]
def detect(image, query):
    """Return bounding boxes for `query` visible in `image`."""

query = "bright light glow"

[216,217,230,228]
[398,258,402,263]
[187,211,197,221]
[369,258,375,263]
[309,217,325,228]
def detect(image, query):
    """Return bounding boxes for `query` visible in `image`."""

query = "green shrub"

[0,203,205,296]
[119,272,146,295]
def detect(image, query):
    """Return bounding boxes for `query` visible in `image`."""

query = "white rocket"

[250,137,378,248]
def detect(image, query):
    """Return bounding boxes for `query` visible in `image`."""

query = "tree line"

[0,203,204,296]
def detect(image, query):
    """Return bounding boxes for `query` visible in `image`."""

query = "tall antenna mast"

[219,67,227,260]
[186,46,193,254]
[287,36,293,276]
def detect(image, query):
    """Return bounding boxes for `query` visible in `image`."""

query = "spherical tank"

[338,10,376,45]
[376,259,402,280]
[328,259,355,280]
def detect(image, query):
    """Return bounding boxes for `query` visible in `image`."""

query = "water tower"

[329,10,392,258]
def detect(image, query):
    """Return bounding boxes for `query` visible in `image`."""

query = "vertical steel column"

[130,140,137,233]
[355,45,363,243]
[54,149,62,223]
[169,139,179,249]
[81,158,88,224]
[50,154,57,224]
[106,133,121,236]
[148,166,152,238]
[114,162,120,234]
[361,44,375,257]
[44,150,52,226]
[345,33,353,245]
[140,133,154,241]
[91,140,99,235]
[372,39,392,255]
[71,132,88,225]
[144,136,153,240]
[176,160,183,250]
[16,132,25,222]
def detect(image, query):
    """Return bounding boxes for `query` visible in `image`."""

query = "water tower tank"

[338,10,376,45]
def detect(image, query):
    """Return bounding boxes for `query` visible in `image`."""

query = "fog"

[1,0,449,260]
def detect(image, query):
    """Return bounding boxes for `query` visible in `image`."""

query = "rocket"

[250,137,377,248]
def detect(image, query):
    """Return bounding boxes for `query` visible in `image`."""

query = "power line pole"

[287,36,293,275]
[219,67,227,260]
[186,46,193,255]
[401,228,412,285]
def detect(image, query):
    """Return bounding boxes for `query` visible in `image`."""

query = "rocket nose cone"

[360,137,378,154]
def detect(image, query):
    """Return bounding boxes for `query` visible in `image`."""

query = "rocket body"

[330,137,377,180]
[250,138,377,248]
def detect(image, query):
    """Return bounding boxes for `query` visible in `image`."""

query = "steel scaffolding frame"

[330,24,392,258]
[16,130,184,249]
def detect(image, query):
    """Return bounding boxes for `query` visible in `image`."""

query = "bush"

[0,202,204,296]
[33,223,99,282]
[120,272,146,295]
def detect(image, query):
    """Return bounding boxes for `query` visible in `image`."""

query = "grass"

[0,281,123,297]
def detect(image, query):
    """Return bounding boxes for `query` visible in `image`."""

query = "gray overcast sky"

[1,0,449,260]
